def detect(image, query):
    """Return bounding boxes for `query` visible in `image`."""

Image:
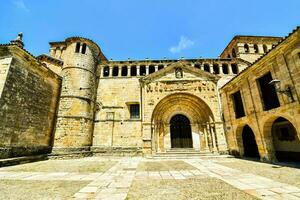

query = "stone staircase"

[152,148,231,159]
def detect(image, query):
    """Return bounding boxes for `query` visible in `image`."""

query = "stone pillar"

[118,66,122,77]
[210,124,218,153]
[146,65,149,75]
[136,65,140,76]
[228,64,233,74]
[155,65,158,72]
[219,65,224,75]
[203,125,210,152]
[109,66,113,77]
[127,66,131,77]
[209,64,213,73]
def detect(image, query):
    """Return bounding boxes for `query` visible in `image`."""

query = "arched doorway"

[242,125,260,158]
[170,114,193,148]
[271,117,300,162]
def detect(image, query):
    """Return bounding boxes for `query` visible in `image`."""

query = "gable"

[141,62,220,84]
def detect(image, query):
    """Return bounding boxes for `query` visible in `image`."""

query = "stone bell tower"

[52,37,105,154]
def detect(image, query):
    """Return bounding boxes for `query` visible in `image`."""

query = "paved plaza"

[0,157,300,200]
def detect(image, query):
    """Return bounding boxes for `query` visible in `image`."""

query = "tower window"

[213,64,219,74]
[112,66,119,76]
[257,72,280,111]
[75,42,80,53]
[140,65,146,76]
[130,104,140,119]
[158,65,164,70]
[232,91,245,119]
[204,64,210,72]
[81,43,87,54]
[244,44,249,53]
[263,44,268,53]
[121,66,128,76]
[231,64,238,74]
[131,66,137,76]
[149,65,155,74]
[254,44,259,53]
[103,66,109,77]
[222,64,229,74]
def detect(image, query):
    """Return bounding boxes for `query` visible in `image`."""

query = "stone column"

[118,66,122,77]
[228,64,233,74]
[146,65,149,75]
[203,125,210,152]
[109,66,113,77]
[210,124,218,153]
[209,64,213,73]
[219,65,224,75]
[127,66,131,77]
[136,65,140,76]
[155,65,158,72]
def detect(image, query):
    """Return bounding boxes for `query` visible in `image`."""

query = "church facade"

[0,27,299,162]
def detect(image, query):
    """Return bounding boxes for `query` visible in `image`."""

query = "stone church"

[0,26,299,162]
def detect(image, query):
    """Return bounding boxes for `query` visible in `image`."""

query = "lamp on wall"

[269,79,295,102]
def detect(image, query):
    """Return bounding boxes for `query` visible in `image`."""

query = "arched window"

[222,64,229,74]
[158,65,164,70]
[254,44,259,53]
[140,65,146,76]
[75,42,80,53]
[244,44,249,53]
[149,65,155,74]
[232,48,236,58]
[213,64,219,74]
[81,43,87,54]
[112,66,119,76]
[263,44,268,53]
[103,66,109,77]
[121,66,128,76]
[194,64,200,69]
[131,66,137,76]
[231,64,238,74]
[204,64,210,72]
[227,54,231,58]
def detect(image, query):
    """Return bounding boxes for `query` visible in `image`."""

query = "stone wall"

[220,28,300,162]
[0,45,61,158]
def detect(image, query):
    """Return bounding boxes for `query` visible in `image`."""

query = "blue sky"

[0,0,299,60]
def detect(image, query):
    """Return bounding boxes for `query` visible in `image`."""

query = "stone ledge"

[0,154,48,167]
[91,146,143,156]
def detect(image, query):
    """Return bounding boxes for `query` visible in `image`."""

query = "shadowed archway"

[242,125,260,158]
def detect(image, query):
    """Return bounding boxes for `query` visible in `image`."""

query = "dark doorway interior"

[242,125,260,158]
[170,114,193,148]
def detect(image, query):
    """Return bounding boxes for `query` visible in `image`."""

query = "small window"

[263,44,268,53]
[149,65,155,74]
[254,44,259,53]
[140,65,146,76]
[75,42,80,53]
[158,65,164,70]
[232,91,245,119]
[103,66,109,77]
[194,64,200,69]
[121,66,128,76]
[244,44,249,53]
[131,66,137,76]
[231,64,238,74]
[257,72,280,111]
[81,43,87,54]
[213,64,219,74]
[204,64,210,72]
[222,64,229,74]
[130,104,140,119]
[232,49,236,58]
[227,54,231,58]
[112,66,119,76]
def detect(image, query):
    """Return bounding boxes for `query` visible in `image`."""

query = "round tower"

[53,37,102,154]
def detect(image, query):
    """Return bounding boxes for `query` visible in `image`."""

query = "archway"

[242,125,260,158]
[151,93,215,152]
[170,114,192,148]
[271,117,300,162]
